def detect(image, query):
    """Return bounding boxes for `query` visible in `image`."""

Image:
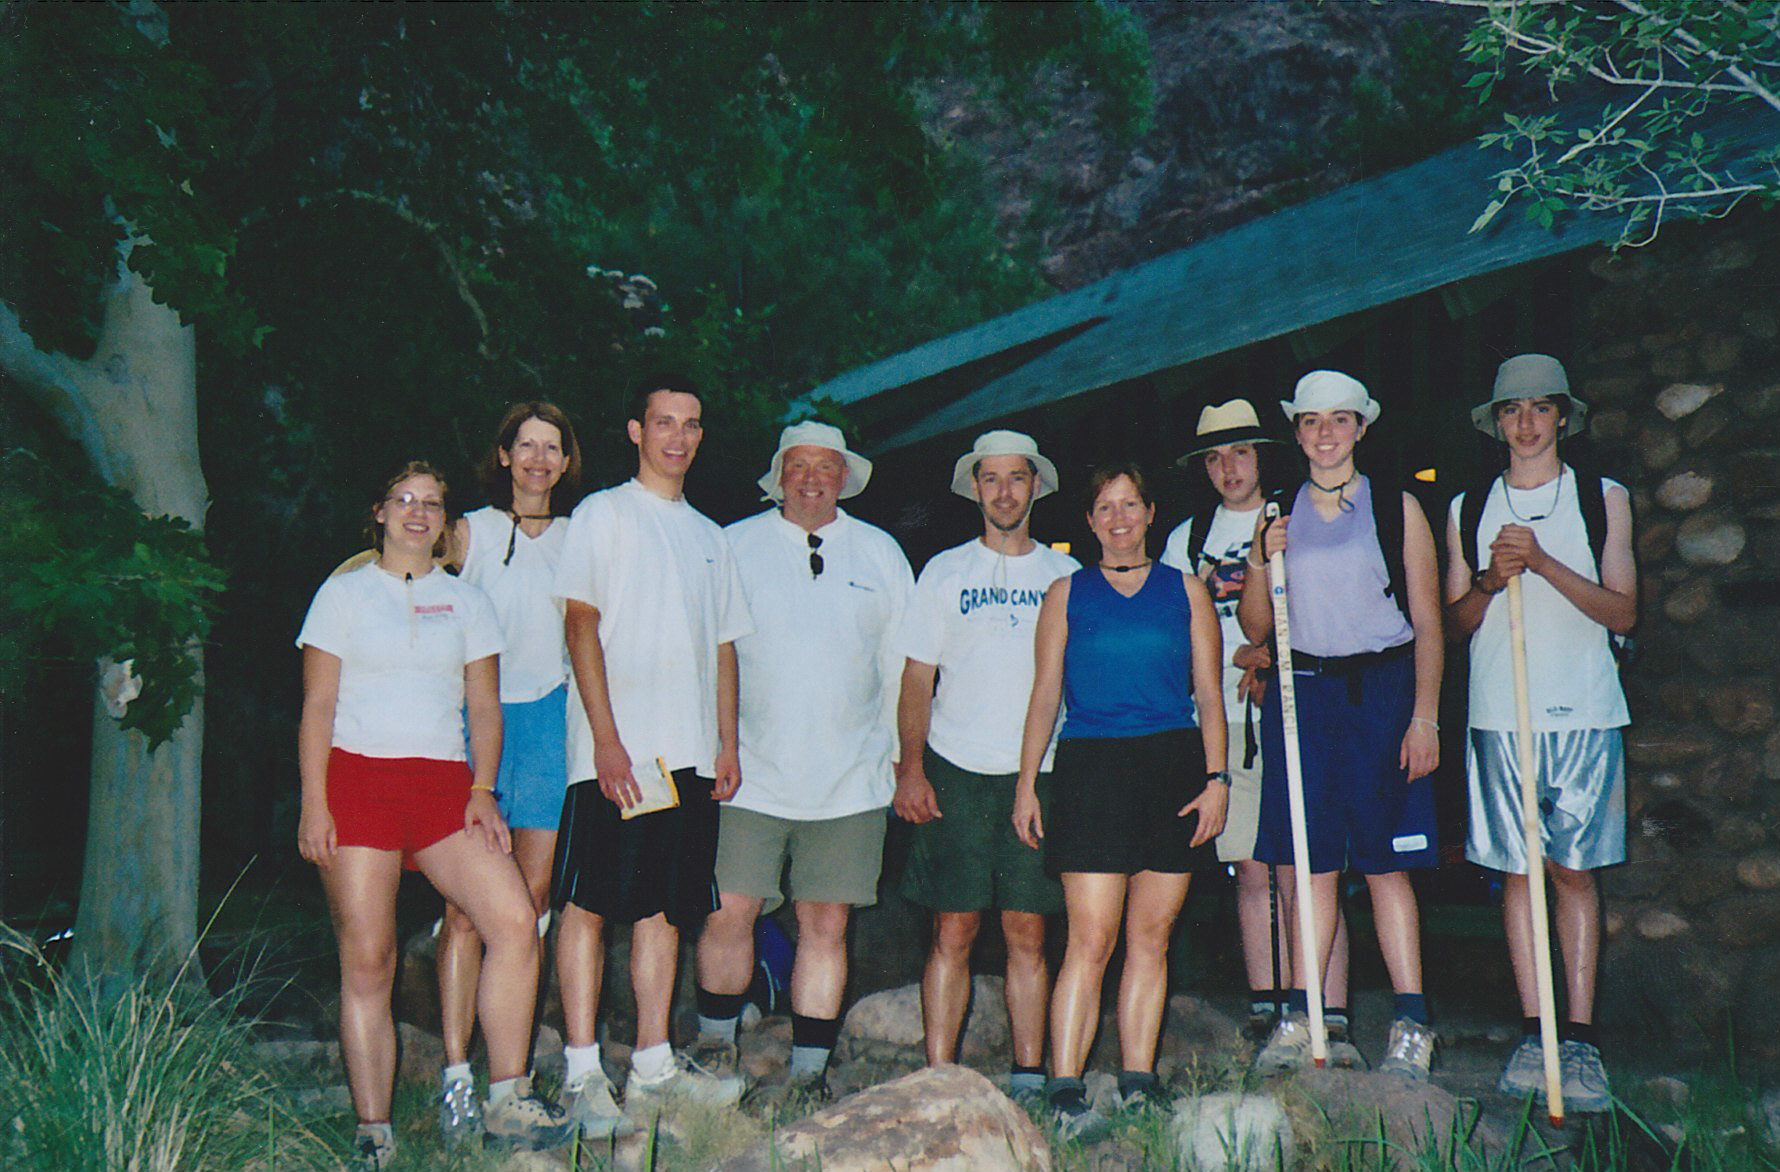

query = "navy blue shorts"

[1253,651,1437,874]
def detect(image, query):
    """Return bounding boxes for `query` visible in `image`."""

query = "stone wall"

[1575,210,1780,1070]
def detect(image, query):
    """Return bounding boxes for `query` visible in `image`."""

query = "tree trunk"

[1,260,209,987]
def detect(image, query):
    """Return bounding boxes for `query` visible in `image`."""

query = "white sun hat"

[757,420,872,502]
[1279,370,1381,425]
[950,430,1060,501]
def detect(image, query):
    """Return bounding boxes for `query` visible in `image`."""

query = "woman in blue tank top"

[1013,463,1227,1136]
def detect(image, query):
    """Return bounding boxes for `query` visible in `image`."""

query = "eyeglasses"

[807,533,824,579]
[386,491,445,515]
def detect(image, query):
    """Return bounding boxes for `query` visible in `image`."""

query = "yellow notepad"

[621,756,681,820]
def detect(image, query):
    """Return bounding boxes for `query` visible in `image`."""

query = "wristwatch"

[1204,770,1231,785]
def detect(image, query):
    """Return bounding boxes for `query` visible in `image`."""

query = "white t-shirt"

[725,509,914,819]
[1161,503,1259,721]
[295,562,503,760]
[553,480,753,780]
[459,506,569,704]
[1451,469,1630,731]
[897,539,1080,775]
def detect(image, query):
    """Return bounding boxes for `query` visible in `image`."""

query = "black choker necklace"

[1308,472,1357,496]
[1101,560,1151,572]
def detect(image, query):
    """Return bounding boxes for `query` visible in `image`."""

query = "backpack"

[1178,504,1222,574]
[1457,464,1608,577]
[1269,473,1412,626]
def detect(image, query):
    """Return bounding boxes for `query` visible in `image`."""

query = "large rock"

[1674,513,1745,566]
[1655,382,1722,421]
[1293,1068,1508,1163]
[841,976,1010,1064]
[1171,1092,1294,1172]
[718,1066,1049,1172]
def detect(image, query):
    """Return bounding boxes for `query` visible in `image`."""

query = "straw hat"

[1176,399,1279,465]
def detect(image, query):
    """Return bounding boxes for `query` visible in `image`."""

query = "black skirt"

[1046,727,1219,876]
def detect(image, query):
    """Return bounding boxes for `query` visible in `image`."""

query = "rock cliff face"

[934,3,1484,290]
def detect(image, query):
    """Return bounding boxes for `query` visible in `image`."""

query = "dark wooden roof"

[801,101,1774,454]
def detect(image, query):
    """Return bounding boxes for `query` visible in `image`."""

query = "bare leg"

[415,834,540,1082]
[1548,863,1600,1023]
[1275,870,1341,994]
[1326,906,1351,1008]
[922,911,981,1065]
[322,847,404,1123]
[1001,910,1050,1069]
[1051,873,1129,1078]
[695,891,763,998]
[510,827,558,917]
[630,914,679,1050]
[556,903,606,1050]
[1364,871,1423,997]
[1116,871,1192,1073]
[1234,859,1279,996]
[436,903,481,1066]
[791,901,851,1019]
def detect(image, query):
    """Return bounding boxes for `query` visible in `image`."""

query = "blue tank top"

[1060,565,1197,739]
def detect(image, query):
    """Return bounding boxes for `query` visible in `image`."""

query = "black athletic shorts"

[1045,728,1219,876]
[550,770,719,928]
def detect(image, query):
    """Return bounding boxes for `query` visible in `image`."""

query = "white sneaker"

[1559,1040,1613,1113]
[482,1075,575,1150]
[624,1049,746,1110]
[1379,1018,1436,1082]
[438,1073,483,1145]
[564,1070,637,1139]
[1254,1012,1314,1073]
[1497,1037,1544,1097]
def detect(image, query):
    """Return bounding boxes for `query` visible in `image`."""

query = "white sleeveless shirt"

[459,505,569,703]
[1452,469,1629,732]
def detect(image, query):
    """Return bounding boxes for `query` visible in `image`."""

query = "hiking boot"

[686,1035,741,1079]
[1048,1084,1111,1143]
[1253,1012,1314,1073]
[351,1129,395,1172]
[1558,1040,1613,1114]
[482,1076,574,1151]
[1379,1017,1436,1082]
[439,1073,483,1145]
[624,1049,746,1111]
[1117,1073,1171,1113]
[1497,1037,1544,1097]
[1245,1006,1278,1043]
[564,1070,637,1139]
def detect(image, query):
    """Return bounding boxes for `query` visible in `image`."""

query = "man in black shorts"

[550,376,753,1134]
[892,431,1079,1100]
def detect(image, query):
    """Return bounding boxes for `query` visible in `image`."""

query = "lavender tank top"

[1283,475,1414,657]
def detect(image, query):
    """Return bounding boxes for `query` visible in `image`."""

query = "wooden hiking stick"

[1508,576,1564,1124]
[1264,502,1327,1066]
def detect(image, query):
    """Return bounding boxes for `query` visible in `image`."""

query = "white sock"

[631,1041,673,1081]
[564,1043,604,1086]
[357,1121,394,1147]
[442,1061,473,1088]
[487,1075,520,1105]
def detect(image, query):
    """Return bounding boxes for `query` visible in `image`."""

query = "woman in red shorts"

[296,461,571,1168]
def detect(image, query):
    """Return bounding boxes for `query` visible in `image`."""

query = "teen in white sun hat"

[757,420,873,502]
[1279,370,1381,425]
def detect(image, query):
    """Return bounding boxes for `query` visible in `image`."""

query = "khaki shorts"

[714,805,887,913]
[900,750,1064,915]
[1215,710,1263,864]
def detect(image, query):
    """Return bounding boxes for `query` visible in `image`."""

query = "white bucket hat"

[950,430,1059,501]
[1177,398,1279,465]
[1279,370,1381,425]
[757,420,872,502]
[1470,353,1589,439]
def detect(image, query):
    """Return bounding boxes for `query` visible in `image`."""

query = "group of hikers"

[294,352,1634,1166]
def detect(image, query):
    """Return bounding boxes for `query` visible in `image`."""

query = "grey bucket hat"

[1470,354,1589,439]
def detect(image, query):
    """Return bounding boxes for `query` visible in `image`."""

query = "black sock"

[1521,1016,1541,1042]
[1117,1070,1158,1098]
[1047,1076,1086,1107]
[791,1013,842,1050]
[697,988,746,1020]
[1011,1063,1045,1078]
[1559,1021,1598,1047]
[1325,1007,1349,1041]
[1249,990,1281,1016]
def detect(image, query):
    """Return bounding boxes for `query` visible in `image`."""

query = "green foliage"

[0,434,223,748]
[0,924,332,1172]
[1440,0,1780,245]
[1338,20,1503,178]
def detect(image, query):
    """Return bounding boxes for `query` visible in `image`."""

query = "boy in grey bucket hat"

[1444,354,1635,1114]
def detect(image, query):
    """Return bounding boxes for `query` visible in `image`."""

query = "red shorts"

[327,749,470,869]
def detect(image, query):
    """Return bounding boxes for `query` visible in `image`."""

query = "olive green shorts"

[714,805,887,914]
[900,749,1064,916]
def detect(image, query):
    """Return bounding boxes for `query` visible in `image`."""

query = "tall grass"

[0,924,332,1172]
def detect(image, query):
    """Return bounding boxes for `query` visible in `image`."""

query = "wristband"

[1409,716,1439,733]
[470,782,496,793]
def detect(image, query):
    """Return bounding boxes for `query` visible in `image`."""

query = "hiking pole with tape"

[1508,575,1564,1124]
[1264,501,1327,1066]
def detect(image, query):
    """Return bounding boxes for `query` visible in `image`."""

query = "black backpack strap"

[1572,462,1608,575]
[1186,505,1218,574]
[1369,473,1411,625]
[1458,476,1493,573]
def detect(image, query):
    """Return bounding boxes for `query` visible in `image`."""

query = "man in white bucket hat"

[894,429,1076,1100]
[692,420,913,1100]
[1444,355,1633,1113]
